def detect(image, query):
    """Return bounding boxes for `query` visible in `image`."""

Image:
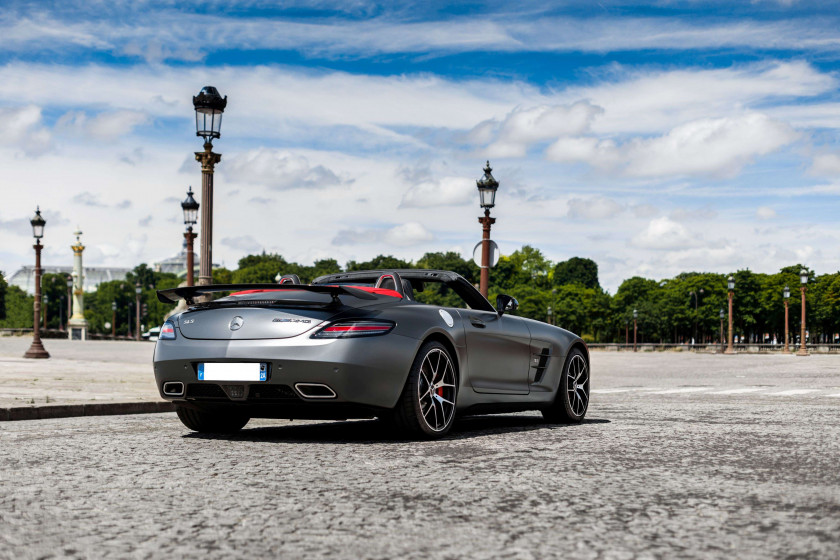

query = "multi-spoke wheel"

[392,341,458,438]
[542,348,589,423]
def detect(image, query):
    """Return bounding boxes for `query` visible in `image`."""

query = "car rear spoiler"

[156,283,378,305]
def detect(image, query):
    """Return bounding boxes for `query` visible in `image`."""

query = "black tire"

[392,341,458,439]
[542,348,589,423]
[175,405,250,433]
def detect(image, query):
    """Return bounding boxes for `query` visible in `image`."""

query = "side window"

[414,281,472,309]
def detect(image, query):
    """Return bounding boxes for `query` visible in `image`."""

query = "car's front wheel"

[542,348,589,423]
[175,405,250,433]
[392,341,458,439]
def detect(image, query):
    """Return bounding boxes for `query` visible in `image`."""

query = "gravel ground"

[1,352,839,559]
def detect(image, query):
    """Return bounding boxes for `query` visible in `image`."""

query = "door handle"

[470,318,486,328]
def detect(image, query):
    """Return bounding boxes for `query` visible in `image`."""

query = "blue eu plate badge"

[197,362,268,382]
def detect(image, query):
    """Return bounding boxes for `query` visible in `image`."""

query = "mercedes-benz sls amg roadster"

[153,269,590,439]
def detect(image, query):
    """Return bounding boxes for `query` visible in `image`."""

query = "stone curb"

[0,401,175,422]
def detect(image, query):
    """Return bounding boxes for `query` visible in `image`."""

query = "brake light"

[311,320,395,338]
[159,321,177,340]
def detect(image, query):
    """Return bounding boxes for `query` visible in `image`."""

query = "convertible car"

[153,269,589,439]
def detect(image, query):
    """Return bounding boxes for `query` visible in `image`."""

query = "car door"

[463,309,532,394]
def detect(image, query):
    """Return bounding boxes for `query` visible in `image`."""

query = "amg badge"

[273,318,312,323]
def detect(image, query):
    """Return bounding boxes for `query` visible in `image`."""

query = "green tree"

[346,255,413,271]
[0,285,34,328]
[553,257,600,290]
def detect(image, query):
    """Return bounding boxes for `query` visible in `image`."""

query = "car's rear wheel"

[392,341,457,439]
[175,405,250,433]
[542,348,589,423]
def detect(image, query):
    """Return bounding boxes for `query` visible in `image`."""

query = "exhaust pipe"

[162,381,185,397]
[295,383,337,399]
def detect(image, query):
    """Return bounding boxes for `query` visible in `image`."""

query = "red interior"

[230,286,402,298]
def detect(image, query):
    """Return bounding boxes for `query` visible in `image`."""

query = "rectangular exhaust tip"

[295,383,337,399]
[162,381,185,397]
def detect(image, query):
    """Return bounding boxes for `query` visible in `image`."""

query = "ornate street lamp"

[181,187,199,286]
[546,305,553,325]
[193,86,226,287]
[24,207,49,359]
[797,270,809,356]
[476,161,499,298]
[783,286,790,353]
[725,275,735,354]
[633,309,638,352]
[135,283,142,342]
[42,294,48,330]
[719,308,725,353]
[689,288,704,345]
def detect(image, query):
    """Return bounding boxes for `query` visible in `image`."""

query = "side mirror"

[496,294,518,316]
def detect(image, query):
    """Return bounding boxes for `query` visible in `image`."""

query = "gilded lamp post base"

[24,339,50,359]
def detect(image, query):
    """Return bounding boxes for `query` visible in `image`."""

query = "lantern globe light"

[476,160,499,209]
[800,269,808,285]
[30,206,46,239]
[633,309,638,319]
[727,275,735,291]
[181,187,200,226]
[193,86,227,143]
[112,301,117,311]
[719,308,725,319]
[783,285,790,299]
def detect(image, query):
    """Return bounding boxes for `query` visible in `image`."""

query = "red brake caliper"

[436,387,443,396]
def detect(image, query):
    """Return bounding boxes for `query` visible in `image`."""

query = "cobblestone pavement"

[1,353,839,559]
[0,337,156,407]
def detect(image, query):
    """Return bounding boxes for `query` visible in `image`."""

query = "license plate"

[198,362,267,382]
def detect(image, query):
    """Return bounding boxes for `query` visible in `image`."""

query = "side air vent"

[531,348,551,383]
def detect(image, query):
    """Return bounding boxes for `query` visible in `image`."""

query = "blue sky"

[1,0,840,291]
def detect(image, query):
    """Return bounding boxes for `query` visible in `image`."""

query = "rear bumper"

[153,333,419,414]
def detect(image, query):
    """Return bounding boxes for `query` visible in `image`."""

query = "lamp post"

[476,161,499,298]
[719,308,725,353]
[65,274,72,325]
[42,294,48,330]
[633,309,638,352]
[797,270,809,356]
[111,301,117,338]
[59,295,65,331]
[193,86,226,287]
[24,207,49,359]
[625,320,629,346]
[783,285,790,353]
[135,284,142,341]
[546,305,553,325]
[689,288,704,345]
[725,275,735,354]
[181,187,199,286]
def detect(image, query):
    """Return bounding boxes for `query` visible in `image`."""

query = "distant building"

[6,266,131,295]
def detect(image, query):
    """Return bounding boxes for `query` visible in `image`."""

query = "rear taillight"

[159,321,177,340]
[311,320,395,339]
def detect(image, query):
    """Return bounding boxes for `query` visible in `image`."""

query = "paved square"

[1,347,838,558]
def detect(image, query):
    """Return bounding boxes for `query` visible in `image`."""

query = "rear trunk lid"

[178,306,336,340]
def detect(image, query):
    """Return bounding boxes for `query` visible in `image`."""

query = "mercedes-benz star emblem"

[229,316,244,331]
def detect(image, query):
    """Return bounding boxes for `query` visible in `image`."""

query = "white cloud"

[56,110,148,140]
[809,153,840,177]
[631,217,700,251]
[567,197,624,220]
[222,149,343,190]
[400,176,475,208]
[547,113,798,179]
[221,235,262,252]
[0,105,51,156]
[471,101,603,158]
[333,222,434,247]
[756,206,777,220]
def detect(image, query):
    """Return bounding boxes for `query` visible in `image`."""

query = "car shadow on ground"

[183,415,610,444]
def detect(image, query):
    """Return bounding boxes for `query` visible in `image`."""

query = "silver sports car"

[154,269,590,439]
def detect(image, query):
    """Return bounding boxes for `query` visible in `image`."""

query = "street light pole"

[181,187,199,286]
[633,309,638,352]
[42,294,48,330]
[24,207,49,359]
[797,270,809,356]
[719,308,725,353]
[725,275,735,354]
[111,301,117,339]
[783,286,790,354]
[135,284,141,341]
[476,161,499,299]
[193,86,226,287]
